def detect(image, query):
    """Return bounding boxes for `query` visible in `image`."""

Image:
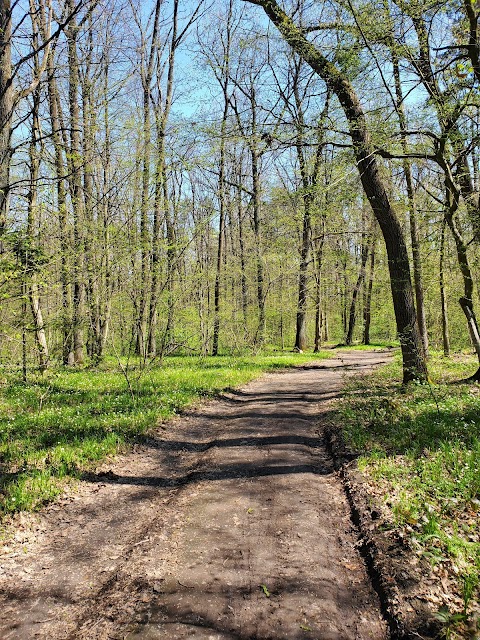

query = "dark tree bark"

[66,0,86,364]
[245,0,427,383]
[212,47,230,355]
[345,220,370,346]
[444,186,480,378]
[27,21,49,371]
[292,75,329,352]
[391,49,428,357]
[0,0,13,235]
[45,54,72,363]
[363,239,375,345]
[313,217,325,353]
[439,219,450,357]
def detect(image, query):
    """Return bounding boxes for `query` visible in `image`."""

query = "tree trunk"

[313,228,325,353]
[136,0,162,358]
[27,47,49,371]
[293,83,329,352]
[444,186,480,370]
[363,240,375,345]
[439,219,450,357]
[0,0,12,235]
[391,42,429,357]
[346,223,370,345]
[148,0,179,357]
[251,146,265,346]
[66,1,85,364]
[82,14,99,361]
[212,96,229,355]
[40,3,73,364]
[236,182,249,339]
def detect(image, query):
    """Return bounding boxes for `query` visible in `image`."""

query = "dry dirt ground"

[0,350,392,640]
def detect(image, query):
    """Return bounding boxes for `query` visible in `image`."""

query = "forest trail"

[0,350,391,640]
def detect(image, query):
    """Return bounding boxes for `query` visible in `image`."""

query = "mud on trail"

[0,350,391,640]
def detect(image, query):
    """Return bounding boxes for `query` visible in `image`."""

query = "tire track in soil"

[0,350,391,640]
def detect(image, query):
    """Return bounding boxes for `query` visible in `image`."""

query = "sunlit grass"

[337,351,480,633]
[0,351,329,517]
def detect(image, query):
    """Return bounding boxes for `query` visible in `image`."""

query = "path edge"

[325,426,441,640]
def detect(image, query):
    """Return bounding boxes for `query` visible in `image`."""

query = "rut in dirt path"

[0,350,391,640]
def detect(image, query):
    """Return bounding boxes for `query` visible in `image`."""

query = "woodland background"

[0,0,479,374]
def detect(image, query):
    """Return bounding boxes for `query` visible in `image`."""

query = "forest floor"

[0,350,392,640]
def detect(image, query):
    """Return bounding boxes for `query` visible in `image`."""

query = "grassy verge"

[338,351,480,638]
[0,351,328,520]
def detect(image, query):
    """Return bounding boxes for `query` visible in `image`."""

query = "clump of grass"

[338,352,480,635]
[0,351,328,519]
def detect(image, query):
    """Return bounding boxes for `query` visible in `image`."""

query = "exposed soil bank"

[0,351,390,640]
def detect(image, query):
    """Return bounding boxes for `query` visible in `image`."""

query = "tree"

[244,0,427,383]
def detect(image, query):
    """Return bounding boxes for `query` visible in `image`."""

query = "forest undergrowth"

[338,352,480,638]
[0,351,329,522]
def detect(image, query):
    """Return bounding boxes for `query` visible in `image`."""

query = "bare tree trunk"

[136,87,152,358]
[39,2,73,363]
[135,0,162,358]
[363,240,375,345]
[212,95,229,355]
[66,0,85,364]
[96,55,113,362]
[162,173,176,354]
[391,49,428,356]
[147,119,164,357]
[236,183,248,339]
[323,303,329,343]
[342,253,348,335]
[210,0,233,356]
[293,86,311,351]
[148,0,179,357]
[26,32,49,370]
[251,145,265,345]
[82,10,98,360]
[0,0,12,235]
[444,186,480,375]
[293,79,329,352]
[346,220,370,345]
[439,218,450,357]
[313,226,325,353]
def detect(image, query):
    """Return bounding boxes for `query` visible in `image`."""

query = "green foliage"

[0,351,328,519]
[8,231,50,274]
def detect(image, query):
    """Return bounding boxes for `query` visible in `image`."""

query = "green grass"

[337,351,480,634]
[0,351,329,519]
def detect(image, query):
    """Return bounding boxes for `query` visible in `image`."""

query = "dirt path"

[0,350,391,640]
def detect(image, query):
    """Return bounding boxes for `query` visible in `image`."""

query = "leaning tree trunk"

[439,218,450,357]
[246,0,427,383]
[444,186,480,379]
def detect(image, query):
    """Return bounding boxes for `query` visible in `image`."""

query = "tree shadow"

[82,460,332,489]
